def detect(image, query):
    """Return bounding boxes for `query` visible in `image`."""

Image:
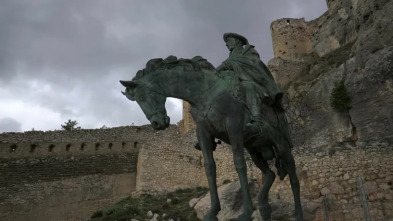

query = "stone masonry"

[0,126,152,221]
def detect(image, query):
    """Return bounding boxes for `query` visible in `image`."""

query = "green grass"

[89,187,208,221]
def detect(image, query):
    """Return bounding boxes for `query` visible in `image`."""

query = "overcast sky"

[0,0,327,133]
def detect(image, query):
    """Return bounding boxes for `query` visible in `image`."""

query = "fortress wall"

[135,127,206,192]
[0,174,135,221]
[2,141,139,159]
[134,128,263,193]
[0,125,153,158]
[0,152,138,221]
[133,126,393,219]
[0,125,153,221]
[0,152,138,187]
[1,124,393,220]
[279,147,393,220]
[0,150,139,221]
[137,144,205,192]
[134,127,393,220]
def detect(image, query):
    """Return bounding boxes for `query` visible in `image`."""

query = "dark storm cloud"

[0,0,327,131]
[0,0,171,82]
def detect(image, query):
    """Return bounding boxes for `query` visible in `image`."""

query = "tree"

[61,119,81,131]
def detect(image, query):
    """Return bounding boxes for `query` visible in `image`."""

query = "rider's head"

[223,33,248,51]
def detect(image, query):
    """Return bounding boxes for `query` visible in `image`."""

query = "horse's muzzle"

[151,115,170,130]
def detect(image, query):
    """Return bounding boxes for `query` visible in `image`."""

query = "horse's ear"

[120,80,138,101]
[120,80,138,89]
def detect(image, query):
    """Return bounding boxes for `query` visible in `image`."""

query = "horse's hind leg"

[246,147,275,221]
[280,149,303,221]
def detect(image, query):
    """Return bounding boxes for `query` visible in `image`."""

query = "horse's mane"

[133,55,216,81]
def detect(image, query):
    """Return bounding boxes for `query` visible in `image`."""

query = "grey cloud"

[0,0,164,82]
[0,0,327,131]
[0,118,22,133]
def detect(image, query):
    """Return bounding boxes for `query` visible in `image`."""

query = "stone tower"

[270,18,318,58]
[179,101,196,133]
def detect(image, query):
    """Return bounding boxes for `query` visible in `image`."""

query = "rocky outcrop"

[191,180,325,220]
[269,0,393,150]
[191,181,261,221]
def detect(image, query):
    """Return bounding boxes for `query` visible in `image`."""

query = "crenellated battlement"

[0,125,153,158]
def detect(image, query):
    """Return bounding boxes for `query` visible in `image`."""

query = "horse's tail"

[274,106,293,149]
[271,105,293,180]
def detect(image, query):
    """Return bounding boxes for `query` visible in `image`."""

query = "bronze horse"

[120,57,303,221]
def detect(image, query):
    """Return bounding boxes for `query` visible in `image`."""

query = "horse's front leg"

[227,122,254,221]
[197,126,220,221]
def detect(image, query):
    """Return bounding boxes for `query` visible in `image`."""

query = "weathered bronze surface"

[120,33,303,221]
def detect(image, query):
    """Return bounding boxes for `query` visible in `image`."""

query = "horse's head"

[120,80,170,130]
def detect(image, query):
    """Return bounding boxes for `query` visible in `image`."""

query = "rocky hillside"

[269,0,393,150]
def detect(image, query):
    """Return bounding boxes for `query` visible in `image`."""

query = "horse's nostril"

[152,121,159,127]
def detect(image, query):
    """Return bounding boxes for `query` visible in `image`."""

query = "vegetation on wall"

[61,119,81,131]
[330,80,352,111]
[90,187,208,221]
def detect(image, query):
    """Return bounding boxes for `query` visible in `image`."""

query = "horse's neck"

[150,69,220,105]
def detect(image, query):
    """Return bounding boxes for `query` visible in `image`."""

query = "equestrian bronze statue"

[120,33,303,221]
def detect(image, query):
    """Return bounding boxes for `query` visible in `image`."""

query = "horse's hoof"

[259,203,272,220]
[203,213,218,221]
[229,212,252,221]
[295,214,304,221]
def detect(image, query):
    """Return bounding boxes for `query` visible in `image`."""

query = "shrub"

[91,210,103,218]
[61,119,81,131]
[330,80,352,111]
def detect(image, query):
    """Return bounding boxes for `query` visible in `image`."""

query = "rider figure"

[216,33,283,126]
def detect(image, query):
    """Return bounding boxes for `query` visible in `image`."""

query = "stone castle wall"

[0,125,153,158]
[0,126,153,221]
[1,124,393,220]
[275,147,393,220]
